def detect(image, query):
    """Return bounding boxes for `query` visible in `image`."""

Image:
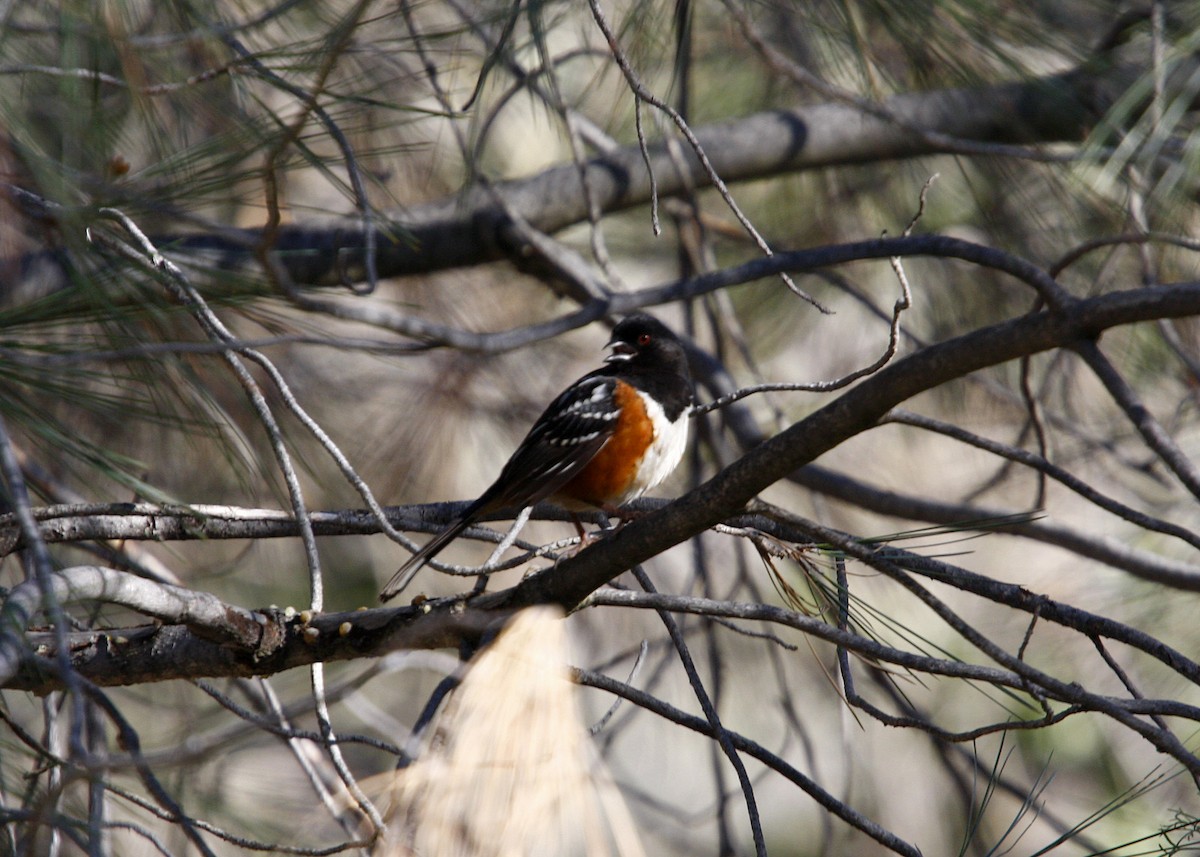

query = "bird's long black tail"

[379,515,475,601]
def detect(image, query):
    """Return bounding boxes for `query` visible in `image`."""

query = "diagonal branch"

[481,281,1200,610]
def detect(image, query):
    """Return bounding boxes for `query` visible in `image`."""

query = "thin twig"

[586,0,829,312]
[880,409,1200,551]
[257,678,374,849]
[221,14,379,295]
[87,208,386,836]
[693,171,936,417]
[1075,339,1200,501]
[576,668,923,857]
[0,415,86,747]
[631,566,767,857]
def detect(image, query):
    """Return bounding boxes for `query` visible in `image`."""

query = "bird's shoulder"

[528,373,621,448]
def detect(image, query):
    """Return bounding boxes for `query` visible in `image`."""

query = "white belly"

[624,394,689,503]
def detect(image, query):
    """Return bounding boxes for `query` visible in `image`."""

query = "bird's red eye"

[638,333,652,346]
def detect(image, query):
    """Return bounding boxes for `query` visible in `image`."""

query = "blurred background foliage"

[3,0,1200,855]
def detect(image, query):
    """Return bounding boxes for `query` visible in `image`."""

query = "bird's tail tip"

[379,560,422,602]
[379,519,467,601]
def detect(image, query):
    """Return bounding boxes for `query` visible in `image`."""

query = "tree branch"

[7,590,500,695]
[481,281,1200,611]
[4,60,1135,303]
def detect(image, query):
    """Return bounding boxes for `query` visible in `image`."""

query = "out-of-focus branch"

[5,231,1076,354]
[1,60,1137,304]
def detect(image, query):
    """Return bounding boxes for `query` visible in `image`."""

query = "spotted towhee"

[380,313,692,601]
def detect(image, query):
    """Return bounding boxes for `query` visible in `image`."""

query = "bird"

[380,313,692,601]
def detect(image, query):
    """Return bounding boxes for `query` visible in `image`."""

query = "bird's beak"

[604,339,635,363]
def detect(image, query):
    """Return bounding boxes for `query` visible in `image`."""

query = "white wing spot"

[549,430,603,447]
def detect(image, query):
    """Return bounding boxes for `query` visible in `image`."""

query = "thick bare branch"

[6,566,275,650]
[8,593,501,695]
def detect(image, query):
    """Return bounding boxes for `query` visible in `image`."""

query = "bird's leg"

[568,508,617,553]
[570,513,588,542]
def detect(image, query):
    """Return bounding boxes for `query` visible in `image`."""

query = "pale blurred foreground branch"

[378,607,648,857]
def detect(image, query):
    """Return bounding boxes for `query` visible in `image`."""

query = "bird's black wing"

[380,374,618,601]
[478,374,619,511]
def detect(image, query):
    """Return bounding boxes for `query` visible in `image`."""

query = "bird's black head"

[605,313,689,379]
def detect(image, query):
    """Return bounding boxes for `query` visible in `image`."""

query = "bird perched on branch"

[380,313,692,601]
